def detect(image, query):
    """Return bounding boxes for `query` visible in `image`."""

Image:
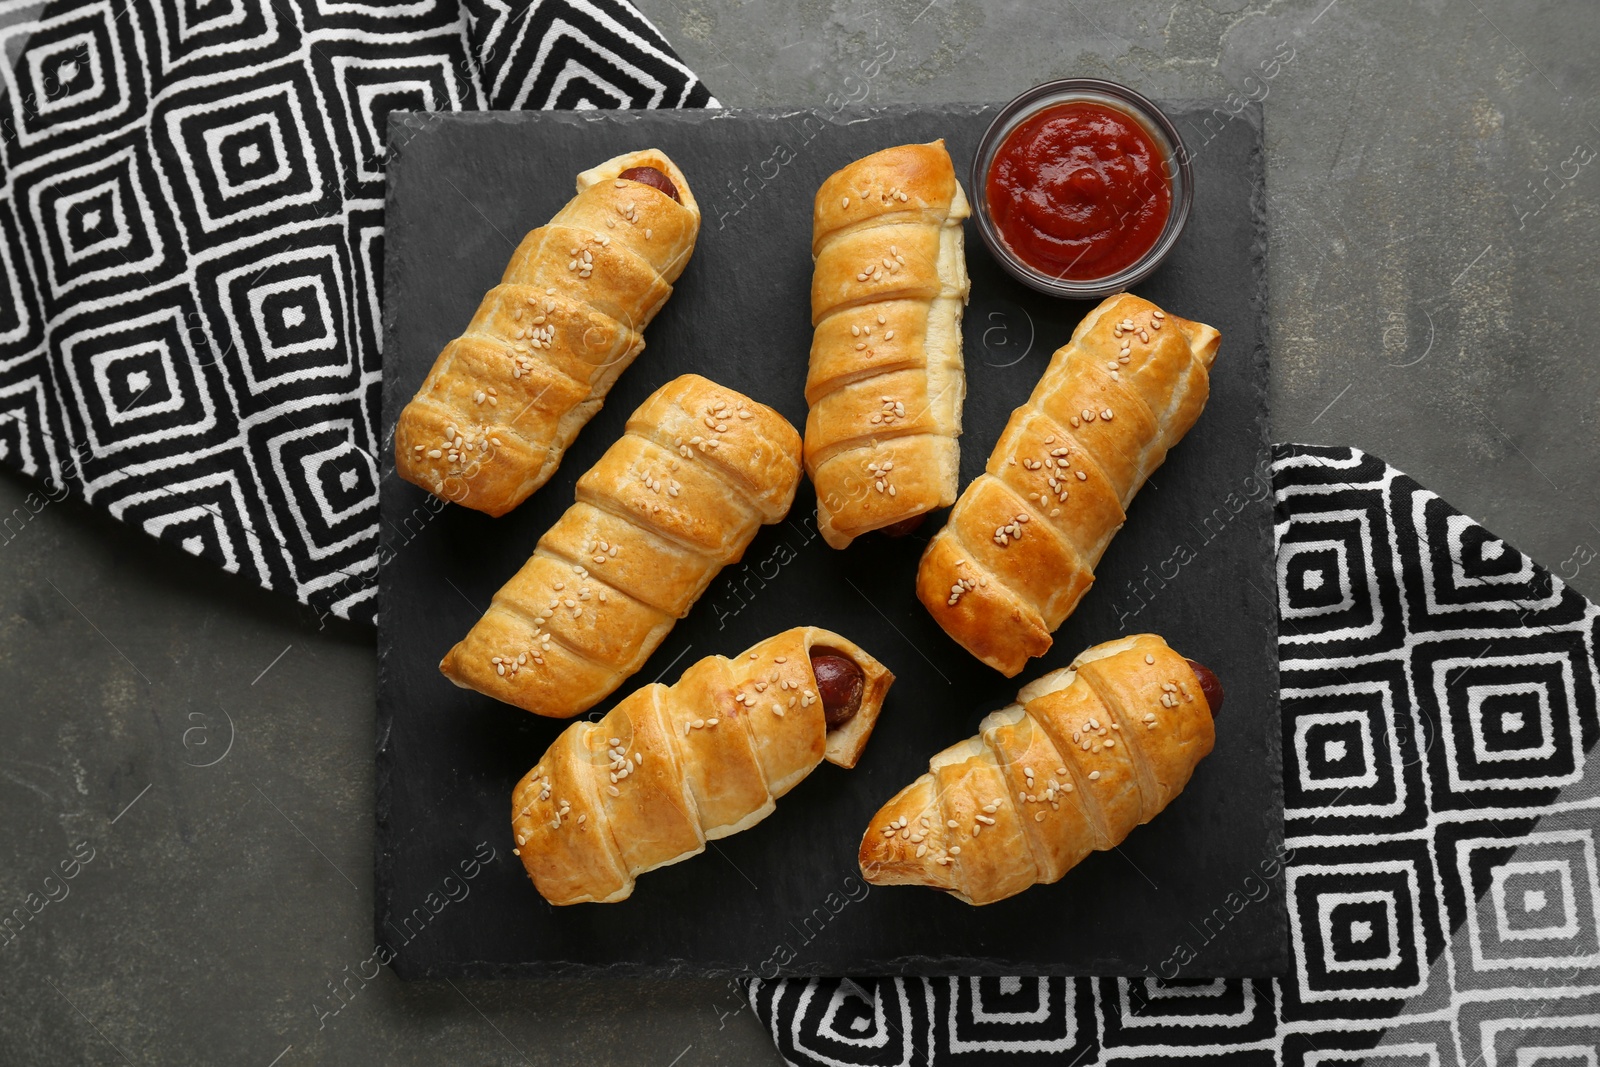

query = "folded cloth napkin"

[746,445,1600,1066]
[0,0,714,625]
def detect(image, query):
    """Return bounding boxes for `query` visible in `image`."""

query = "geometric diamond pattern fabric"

[0,0,715,624]
[747,445,1600,1066]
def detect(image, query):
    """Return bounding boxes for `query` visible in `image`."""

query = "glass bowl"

[971,78,1193,299]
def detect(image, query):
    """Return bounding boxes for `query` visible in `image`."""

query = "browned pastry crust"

[804,141,970,548]
[395,150,701,516]
[439,374,802,718]
[859,634,1215,905]
[512,627,895,905]
[916,294,1221,676]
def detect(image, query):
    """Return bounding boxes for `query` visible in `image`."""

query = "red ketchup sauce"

[986,100,1172,280]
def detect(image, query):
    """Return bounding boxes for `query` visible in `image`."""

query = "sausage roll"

[440,374,802,718]
[804,140,970,548]
[860,633,1221,905]
[917,293,1220,676]
[396,149,700,516]
[513,627,894,905]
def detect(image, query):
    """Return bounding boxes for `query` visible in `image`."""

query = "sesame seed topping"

[1146,654,1155,664]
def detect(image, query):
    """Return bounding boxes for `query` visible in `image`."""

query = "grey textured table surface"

[1,1,1595,1064]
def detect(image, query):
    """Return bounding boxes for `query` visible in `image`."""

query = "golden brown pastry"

[395,149,700,516]
[917,293,1221,676]
[440,374,801,718]
[859,633,1219,906]
[513,627,894,905]
[804,140,970,548]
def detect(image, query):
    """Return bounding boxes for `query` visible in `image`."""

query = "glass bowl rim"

[970,78,1194,300]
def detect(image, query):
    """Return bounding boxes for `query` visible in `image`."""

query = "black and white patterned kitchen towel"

[0,0,713,625]
[747,445,1600,1066]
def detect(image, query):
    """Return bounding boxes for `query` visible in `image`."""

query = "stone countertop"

[1,0,1594,1063]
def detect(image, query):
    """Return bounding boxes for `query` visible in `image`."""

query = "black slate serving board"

[376,103,1282,979]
